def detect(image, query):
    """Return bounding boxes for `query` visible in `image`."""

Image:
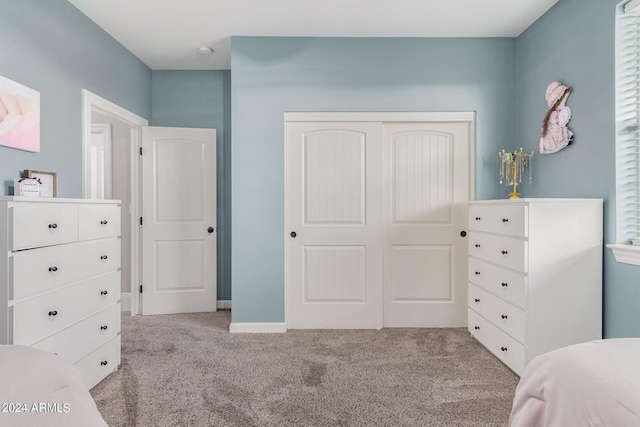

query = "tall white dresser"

[467,199,602,376]
[0,197,121,389]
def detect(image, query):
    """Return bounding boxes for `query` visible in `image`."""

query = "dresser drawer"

[10,203,78,250]
[468,258,526,309]
[469,232,527,272]
[468,284,526,343]
[11,238,121,300]
[469,204,527,237]
[31,303,120,363]
[468,309,525,375]
[11,271,120,345]
[78,204,121,241]
[75,335,121,390]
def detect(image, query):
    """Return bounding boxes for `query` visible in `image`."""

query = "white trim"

[82,90,148,317]
[229,322,287,333]
[608,244,640,266]
[284,111,475,123]
[121,292,131,312]
[217,300,231,310]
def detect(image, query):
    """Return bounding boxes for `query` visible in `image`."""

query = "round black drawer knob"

[48,223,58,229]
[100,325,108,331]
[474,326,480,330]
[48,266,58,272]
[502,218,509,223]
[474,298,480,303]
[501,250,508,255]
[501,282,508,287]
[100,290,108,296]
[100,220,108,225]
[100,361,108,366]
[475,271,480,275]
[501,314,508,319]
[100,255,108,260]
[48,310,58,316]
[475,217,481,221]
[475,244,481,248]
[501,347,508,352]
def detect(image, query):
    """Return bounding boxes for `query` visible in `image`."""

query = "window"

[610,0,640,264]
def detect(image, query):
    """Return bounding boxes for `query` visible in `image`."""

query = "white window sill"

[608,244,640,266]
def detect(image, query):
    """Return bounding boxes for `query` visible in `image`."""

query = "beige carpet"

[90,311,519,426]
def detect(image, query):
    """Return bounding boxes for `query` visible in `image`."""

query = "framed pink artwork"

[0,75,40,153]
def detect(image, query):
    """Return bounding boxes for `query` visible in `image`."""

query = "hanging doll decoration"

[539,81,573,154]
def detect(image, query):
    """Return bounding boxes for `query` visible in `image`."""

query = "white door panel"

[383,122,469,327]
[286,122,383,329]
[286,119,470,329]
[141,127,216,315]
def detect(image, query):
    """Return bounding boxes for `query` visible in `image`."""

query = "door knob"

[460,231,467,237]
[290,231,297,238]
[208,227,214,233]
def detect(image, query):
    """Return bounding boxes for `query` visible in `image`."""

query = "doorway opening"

[81,90,148,316]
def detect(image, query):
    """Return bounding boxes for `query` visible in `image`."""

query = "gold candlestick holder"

[499,148,534,199]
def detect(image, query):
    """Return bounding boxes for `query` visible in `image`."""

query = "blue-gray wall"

[151,70,232,301]
[517,0,639,337]
[230,37,517,323]
[0,0,151,197]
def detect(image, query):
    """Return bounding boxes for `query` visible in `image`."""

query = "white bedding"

[0,345,107,427]
[509,338,640,427]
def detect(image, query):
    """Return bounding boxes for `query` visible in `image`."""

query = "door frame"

[82,90,148,316]
[283,111,476,328]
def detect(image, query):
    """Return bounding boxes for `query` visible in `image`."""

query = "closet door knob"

[208,226,214,234]
[290,231,297,238]
[100,255,108,260]
[48,266,58,272]
[100,325,108,331]
[48,223,58,229]
[100,290,108,296]
[100,220,108,225]
[48,310,58,316]
[460,231,467,237]
[100,361,108,366]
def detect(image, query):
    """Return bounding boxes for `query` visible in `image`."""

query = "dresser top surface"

[0,196,121,204]
[470,198,603,205]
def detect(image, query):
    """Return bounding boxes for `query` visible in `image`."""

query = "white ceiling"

[68,0,559,70]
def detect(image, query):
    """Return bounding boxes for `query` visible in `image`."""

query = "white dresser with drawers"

[0,197,121,389]
[467,199,602,376]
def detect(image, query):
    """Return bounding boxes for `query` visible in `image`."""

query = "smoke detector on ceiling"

[197,46,214,56]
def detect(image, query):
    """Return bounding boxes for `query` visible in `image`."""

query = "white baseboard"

[121,292,131,312]
[217,300,231,310]
[229,322,287,333]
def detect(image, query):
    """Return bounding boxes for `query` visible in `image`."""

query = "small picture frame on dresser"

[24,170,57,197]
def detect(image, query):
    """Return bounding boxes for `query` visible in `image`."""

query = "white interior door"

[141,126,217,315]
[383,122,470,327]
[286,122,384,329]
[286,115,471,329]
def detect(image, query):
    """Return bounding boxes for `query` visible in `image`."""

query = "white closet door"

[286,122,384,329]
[382,122,470,327]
